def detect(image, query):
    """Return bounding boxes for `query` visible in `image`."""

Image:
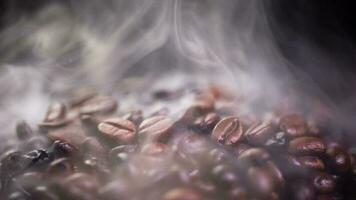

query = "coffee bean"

[247,166,276,198]
[15,121,33,141]
[80,137,107,157]
[212,165,240,186]
[138,116,174,143]
[98,118,137,144]
[312,172,336,194]
[233,143,252,158]
[279,113,306,137]
[79,95,117,115]
[288,136,326,155]
[237,148,270,166]
[162,187,203,200]
[292,182,316,200]
[212,117,243,145]
[51,140,77,158]
[44,102,66,123]
[288,156,325,171]
[245,120,274,145]
[228,186,247,200]
[326,146,351,173]
[264,161,284,189]
[193,112,220,133]
[46,158,74,176]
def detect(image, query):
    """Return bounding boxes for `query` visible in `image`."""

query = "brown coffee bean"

[247,166,276,198]
[98,118,137,144]
[80,137,107,157]
[289,156,325,170]
[79,95,117,115]
[264,161,284,189]
[312,172,336,194]
[212,117,243,145]
[138,116,174,143]
[162,187,203,200]
[212,165,240,185]
[44,102,66,123]
[326,146,351,173]
[233,143,252,158]
[245,120,274,145]
[288,136,326,155]
[15,121,33,140]
[193,112,220,132]
[237,148,270,166]
[179,105,206,124]
[279,113,306,137]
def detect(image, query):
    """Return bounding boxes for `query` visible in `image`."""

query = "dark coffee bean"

[24,149,53,169]
[237,148,270,166]
[177,134,209,158]
[245,120,274,145]
[193,112,220,133]
[138,116,174,143]
[162,187,203,200]
[212,117,243,145]
[98,118,137,144]
[312,172,336,194]
[123,110,143,126]
[15,121,33,140]
[288,136,326,155]
[247,166,276,198]
[79,95,117,115]
[279,113,306,137]
[288,156,325,171]
[212,165,240,186]
[292,182,316,200]
[44,102,66,123]
[46,158,74,175]
[51,140,77,158]
[326,146,351,173]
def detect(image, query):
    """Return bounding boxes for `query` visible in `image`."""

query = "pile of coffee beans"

[1,86,356,200]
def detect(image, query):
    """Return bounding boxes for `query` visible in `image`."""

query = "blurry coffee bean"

[44,102,66,123]
[228,186,247,200]
[288,136,326,155]
[212,117,243,145]
[177,134,209,158]
[237,148,270,166]
[15,121,33,141]
[80,137,107,157]
[30,186,59,200]
[178,106,206,125]
[138,116,174,143]
[193,112,220,133]
[61,173,99,200]
[109,145,137,163]
[279,113,306,137]
[79,95,117,115]
[247,166,276,198]
[245,120,274,145]
[312,172,335,194]
[264,161,284,189]
[123,110,143,126]
[46,158,74,176]
[98,118,137,144]
[162,187,203,200]
[233,143,252,158]
[288,156,325,171]
[326,146,351,173]
[141,143,169,156]
[292,182,316,200]
[212,165,240,186]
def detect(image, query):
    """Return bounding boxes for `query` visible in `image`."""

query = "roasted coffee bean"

[80,137,107,157]
[177,134,209,158]
[46,158,74,175]
[138,116,174,143]
[279,113,306,137]
[98,118,137,144]
[264,161,284,189]
[288,156,325,171]
[312,172,336,194]
[51,140,77,158]
[15,121,33,140]
[245,120,274,145]
[162,187,203,200]
[247,166,276,198]
[79,95,117,115]
[44,102,66,123]
[212,165,240,186]
[193,112,220,132]
[326,146,351,173]
[212,117,243,145]
[233,143,252,158]
[288,136,326,155]
[237,148,270,166]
